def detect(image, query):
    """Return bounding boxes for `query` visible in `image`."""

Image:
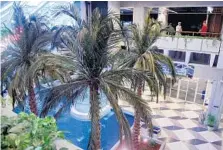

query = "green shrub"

[207,114,216,127]
[1,113,64,150]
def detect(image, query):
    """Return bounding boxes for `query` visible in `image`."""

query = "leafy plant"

[207,114,216,127]
[1,113,64,150]
[149,139,157,147]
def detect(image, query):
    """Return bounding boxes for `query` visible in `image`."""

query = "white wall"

[155,36,221,54]
[194,66,223,80]
[218,51,223,68]
[154,36,223,68]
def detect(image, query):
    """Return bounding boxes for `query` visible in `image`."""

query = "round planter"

[207,126,214,131]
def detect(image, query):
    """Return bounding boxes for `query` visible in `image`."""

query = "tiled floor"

[120,97,223,150]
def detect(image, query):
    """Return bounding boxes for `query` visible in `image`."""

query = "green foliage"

[207,114,216,127]
[27,7,156,150]
[1,113,64,150]
[149,139,157,147]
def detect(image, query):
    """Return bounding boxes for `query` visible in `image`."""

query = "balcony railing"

[167,31,221,38]
[155,33,222,54]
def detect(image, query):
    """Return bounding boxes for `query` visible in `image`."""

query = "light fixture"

[207,7,213,13]
[143,138,148,143]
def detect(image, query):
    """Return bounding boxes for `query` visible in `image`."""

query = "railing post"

[193,80,199,103]
[177,79,181,99]
[169,78,172,98]
[185,79,189,102]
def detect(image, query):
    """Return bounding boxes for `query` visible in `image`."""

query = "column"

[163,49,169,56]
[185,51,191,64]
[108,1,120,29]
[209,54,216,67]
[206,80,223,129]
[80,1,87,21]
[157,7,168,28]
[217,22,223,68]
[217,50,223,69]
[133,6,146,29]
[108,1,120,14]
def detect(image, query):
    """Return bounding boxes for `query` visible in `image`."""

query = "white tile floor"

[167,141,191,150]
[154,118,174,127]
[173,129,195,141]
[182,111,199,119]
[199,131,222,143]
[120,95,223,150]
[195,143,218,150]
[178,119,198,128]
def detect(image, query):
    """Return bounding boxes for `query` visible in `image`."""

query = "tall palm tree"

[1,3,52,115]
[27,9,158,150]
[114,13,176,149]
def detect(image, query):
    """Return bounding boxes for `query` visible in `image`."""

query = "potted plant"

[207,114,216,131]
[1,113,65,149]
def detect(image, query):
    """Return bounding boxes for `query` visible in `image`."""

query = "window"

[189,52,210,65]
[169,50,186,62]
[120,8,133,26]
[213,55,219,67]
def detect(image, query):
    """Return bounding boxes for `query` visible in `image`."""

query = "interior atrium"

[1,1,223,150]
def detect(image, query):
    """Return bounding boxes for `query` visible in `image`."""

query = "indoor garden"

[1,2,176,150]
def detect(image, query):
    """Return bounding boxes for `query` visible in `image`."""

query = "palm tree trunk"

[88,83,101,150]
[133,82,142,150]
[28,81,38,116]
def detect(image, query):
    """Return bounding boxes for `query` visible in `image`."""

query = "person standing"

[175,22,182,36]
[167,23,175,35]
[199,20,208,37]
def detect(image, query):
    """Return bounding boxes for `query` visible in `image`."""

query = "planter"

[114,136,166,150]
[207,126,214,131]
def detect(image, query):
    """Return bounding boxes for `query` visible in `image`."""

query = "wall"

[153,36,223,68]
[154,36,221,54]
[193,66,223,80]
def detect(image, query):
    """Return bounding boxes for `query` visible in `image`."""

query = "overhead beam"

[120,1,223,8]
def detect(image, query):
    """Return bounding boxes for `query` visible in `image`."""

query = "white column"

[206,80,223,129]
[210,54,216,67]
[217,50,223,69]
[185,51,191,64]
[80,1,87,21]
[158,7,168,28]
[217,22,223,68]
[108,1,120,14]
[133,6,146,29]
[163,49,169,56]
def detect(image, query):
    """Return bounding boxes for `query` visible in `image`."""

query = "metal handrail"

[176,31,221,38]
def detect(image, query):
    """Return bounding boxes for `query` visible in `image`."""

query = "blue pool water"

[57,111,134,150]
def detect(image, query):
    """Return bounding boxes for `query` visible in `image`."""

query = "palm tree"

[27,8,158,150]
[1,3,52,115]
[51,3,83,51]
[114,13,176,149]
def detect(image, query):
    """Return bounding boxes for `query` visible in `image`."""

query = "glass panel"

[179,90,186,100]
[169,50,186,62]
[189,52,210,65]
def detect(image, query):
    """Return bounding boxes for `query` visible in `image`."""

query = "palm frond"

[40,80,88,117]
[103,79,153,135]
[100,81,133,149]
